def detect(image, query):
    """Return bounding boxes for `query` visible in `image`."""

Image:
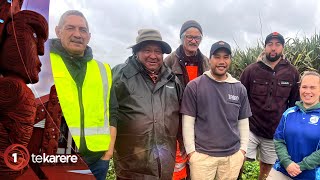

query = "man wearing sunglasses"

[164,20,209,180]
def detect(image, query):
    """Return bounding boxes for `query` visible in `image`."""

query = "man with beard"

[164,20,209,88]
[50,10,117,180]
[181,41,251,179]
[164,20,209,180]
[239,32,300,180]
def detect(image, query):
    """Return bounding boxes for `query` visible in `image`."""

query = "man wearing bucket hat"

[181,41,251,179]
[239,32,300,179]
[112,29,183,179]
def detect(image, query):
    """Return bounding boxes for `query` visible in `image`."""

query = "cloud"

[49,0,320,66]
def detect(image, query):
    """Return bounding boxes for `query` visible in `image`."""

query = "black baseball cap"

[210,41,231,56]
[265,32,285,46]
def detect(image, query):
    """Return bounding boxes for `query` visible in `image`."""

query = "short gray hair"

[180,31,186,44]
[58,10,89,31]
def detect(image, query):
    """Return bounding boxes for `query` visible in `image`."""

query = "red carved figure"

[0,0,23,45]
[0,7,48,178]
[0,10,48,83]
[41,86,62,155]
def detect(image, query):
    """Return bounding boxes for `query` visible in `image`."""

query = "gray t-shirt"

[180,74,252,157]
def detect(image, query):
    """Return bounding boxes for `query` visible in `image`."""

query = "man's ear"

[88,32,91,42]
[55,26,61,38]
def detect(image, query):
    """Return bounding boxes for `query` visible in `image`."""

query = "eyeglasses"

[185,35,202,42]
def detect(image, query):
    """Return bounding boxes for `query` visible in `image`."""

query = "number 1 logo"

[3,144,30,171]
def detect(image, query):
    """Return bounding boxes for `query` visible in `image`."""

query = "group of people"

[50,10,320,180]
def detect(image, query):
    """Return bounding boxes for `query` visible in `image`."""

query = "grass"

[107,159,116,180]
[241,161,260,180]
[107,159,260,180]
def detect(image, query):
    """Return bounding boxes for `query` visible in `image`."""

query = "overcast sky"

[28,0,320,97]
[49,0,320,67]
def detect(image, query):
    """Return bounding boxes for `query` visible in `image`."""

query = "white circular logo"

[309,116,319,124]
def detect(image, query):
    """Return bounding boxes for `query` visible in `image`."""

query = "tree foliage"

[230,33,320,79]
[106,33,320,180]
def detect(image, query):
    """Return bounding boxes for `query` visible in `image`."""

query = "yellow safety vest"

[50,53,112,152]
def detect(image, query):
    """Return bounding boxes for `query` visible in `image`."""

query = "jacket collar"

[203,70,239,83]
[50,38,93,62]
[122,56,142,79]
[295,101,320,113]
[176,45,203,60]
[257,51,291,70]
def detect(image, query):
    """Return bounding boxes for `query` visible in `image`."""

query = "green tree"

[230,33,320,79]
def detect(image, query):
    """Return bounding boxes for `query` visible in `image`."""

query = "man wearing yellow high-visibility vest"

[50,10,118,180]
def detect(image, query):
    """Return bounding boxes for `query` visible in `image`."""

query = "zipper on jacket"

[267,71,276,109]
[178,59,190,85]
[78,85,85,152]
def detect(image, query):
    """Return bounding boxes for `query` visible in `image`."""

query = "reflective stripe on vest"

[50,53,112,152]
[174,162,186,172]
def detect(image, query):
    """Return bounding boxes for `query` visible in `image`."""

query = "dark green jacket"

[112,56,183,179]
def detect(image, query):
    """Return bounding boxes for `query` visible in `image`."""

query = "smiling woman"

[299,71,320,108]
[270,71,320,180]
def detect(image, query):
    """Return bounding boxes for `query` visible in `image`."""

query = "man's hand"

[286,162,301,177]
[101,150,113,161]
[101,126,117,161]
[240,149,246,156]
[188,151,195,159]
